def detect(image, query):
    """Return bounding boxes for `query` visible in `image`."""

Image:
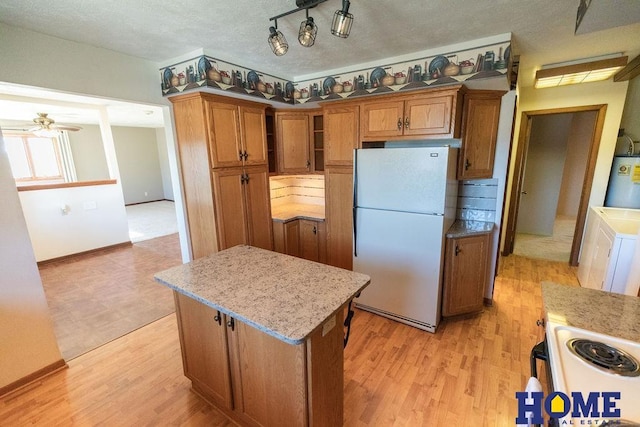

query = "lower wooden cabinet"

[212,166,273,251]
[442,233,490,316]
[273,218,326,263]
[173,291,344,427]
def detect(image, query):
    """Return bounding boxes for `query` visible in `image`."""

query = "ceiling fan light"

[298,16,317,47]
[331,0,353,38]
[268,26,289,56]
[33,128,60,138]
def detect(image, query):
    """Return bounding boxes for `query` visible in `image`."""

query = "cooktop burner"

[567,338,640,377]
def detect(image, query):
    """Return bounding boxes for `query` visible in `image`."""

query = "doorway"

[503,104,607,265]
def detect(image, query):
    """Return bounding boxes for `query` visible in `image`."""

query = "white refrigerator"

[353,146,458,333]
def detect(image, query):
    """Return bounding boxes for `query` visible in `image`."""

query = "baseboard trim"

[0,359,67,399]
[37,241,133,266]
[125,199,174,206]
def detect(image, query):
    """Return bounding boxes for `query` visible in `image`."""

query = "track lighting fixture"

[298,10,318,47]
[268,22,289,56]
[268,0,353,56]
[331,0,353,38]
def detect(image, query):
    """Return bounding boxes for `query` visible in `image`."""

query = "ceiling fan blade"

[1,126,32,132]
[54,125,83,131]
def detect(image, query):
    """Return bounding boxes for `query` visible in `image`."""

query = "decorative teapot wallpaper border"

[160,39,511,104]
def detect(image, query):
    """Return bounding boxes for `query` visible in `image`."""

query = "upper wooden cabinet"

[360,87,463,141]
[324,105,359,166]
[206,100,268,168]
[275,110,324,174]
[458,90,504,180]
[276,112,311,173]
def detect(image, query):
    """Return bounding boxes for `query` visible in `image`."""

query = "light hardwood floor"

[39,233,180,360]
[1,255,578,426]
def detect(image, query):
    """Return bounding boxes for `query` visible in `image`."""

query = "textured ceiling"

[0,0,639,126]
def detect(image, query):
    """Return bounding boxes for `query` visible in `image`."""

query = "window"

[5,133,65,184]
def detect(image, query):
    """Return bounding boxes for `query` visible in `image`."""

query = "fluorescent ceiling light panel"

[534,56,627,88]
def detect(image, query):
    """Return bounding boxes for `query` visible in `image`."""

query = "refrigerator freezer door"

[355,147,452,215]
[604,157,640,209]
[353,207,445,332]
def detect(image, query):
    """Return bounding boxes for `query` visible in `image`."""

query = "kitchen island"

[154,245,370,427]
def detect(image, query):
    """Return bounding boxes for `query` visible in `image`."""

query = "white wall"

[0,131,63,390]
[156,128,174,201]
[19,184,130,262]
[112,126,165,204]
[0,22,190,257]
[68,125,110,181]
[620,76,640,140]
[0,23,164,106]
[517,114,572,235]
[557,112,597,217]
[486,90,516,300]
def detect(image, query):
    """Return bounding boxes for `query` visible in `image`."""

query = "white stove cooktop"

[546,321,640,424]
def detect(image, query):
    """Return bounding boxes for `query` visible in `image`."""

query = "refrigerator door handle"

[353,149,358,257]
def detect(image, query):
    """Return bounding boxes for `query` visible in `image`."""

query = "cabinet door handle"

[536,319,545,327]
[239,150,244,161]
[306,160,311,169]
[464,158,471,170]
[227,317,235,331]
[243,150,248,161]
[397,118,402,131]
[240,174,246,184]
[455,245,461,256]
[405,117,410,129]
[214,311,222,325]
[313,226,317,234]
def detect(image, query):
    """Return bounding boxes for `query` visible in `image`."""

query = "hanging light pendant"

[331,0,353,38]
[298,10,317,47]
[268,22,289,56]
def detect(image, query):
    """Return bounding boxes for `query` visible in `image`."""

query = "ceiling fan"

[3,112,83,137]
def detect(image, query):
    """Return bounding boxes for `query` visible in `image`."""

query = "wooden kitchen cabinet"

[360,86,463,141]
[173,291,344,427]
[276,111,311,173]
[212,166,273,251]
[173,292,233,410]
[206,100,268,168]
[272,218,326,263]
[325,166,353,270]
[324,105,359,166]
[442,233,490,316]
[457,90,504,180]
[170,92,273,258]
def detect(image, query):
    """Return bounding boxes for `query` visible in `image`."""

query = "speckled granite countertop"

[271,203,325,222]
[446,220,494,238]
[154,245,370,345]
[542,281,640,342]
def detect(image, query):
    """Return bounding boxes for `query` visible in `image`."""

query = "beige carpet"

[513,215,575,262]
[126,200,178,242]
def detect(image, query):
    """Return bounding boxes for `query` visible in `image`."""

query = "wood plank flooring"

[39,233,181,360]
[1,255,578,426]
